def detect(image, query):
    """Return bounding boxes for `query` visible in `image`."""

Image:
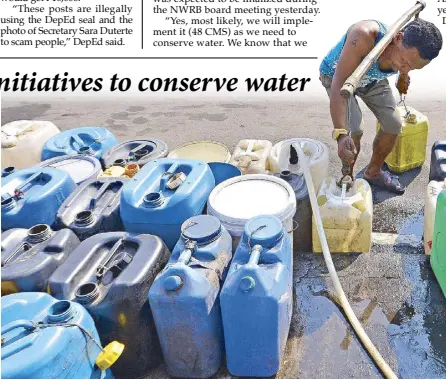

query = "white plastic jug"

[2,121,60,169]
[313,178,373,253]
[268,138,329,192]
[230,139,272,175]
[424,179,446,255]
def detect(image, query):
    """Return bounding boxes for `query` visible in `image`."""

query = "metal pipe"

[341,0,426,99]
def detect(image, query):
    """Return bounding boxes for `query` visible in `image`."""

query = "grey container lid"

[35,154,102,185]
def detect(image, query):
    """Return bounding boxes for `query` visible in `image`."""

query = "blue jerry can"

[41,127,118,161]
[120,159,215,250]
[1,224,80,295]
[221,215,293,377]
[149,215,233,378]
[55,178,127,241]
[48,232,170,379]
[1,167,76,231]
[1,292,114,379]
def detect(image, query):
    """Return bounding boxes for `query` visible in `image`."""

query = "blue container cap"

[181,215,222,245]
[244,215,284,248]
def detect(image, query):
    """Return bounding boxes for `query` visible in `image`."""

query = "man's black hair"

[402,18,443,60]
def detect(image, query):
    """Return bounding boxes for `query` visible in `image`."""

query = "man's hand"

[396,73,410,95]
[338,135,357,164]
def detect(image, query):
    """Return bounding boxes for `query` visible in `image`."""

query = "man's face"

[390,33,431,74]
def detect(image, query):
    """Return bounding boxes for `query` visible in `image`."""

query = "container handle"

[160,162,180,192]
[177,240,197,265]
[70,135,87,151]
[247,245,262,267]
[1,171,45,204]
[96,238,132,280]
[90,181,122,209]
[129,143,154,158]
[2,242,32,266]
[1,322,38,360]
[1,319,35,335]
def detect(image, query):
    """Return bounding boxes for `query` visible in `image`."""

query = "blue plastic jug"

[1,224,80,295]
[55,178,127,241]
[221,215,293,377]
[1,293,114,379]
[121,159,215,250]
[1,167,76,231]
[149,215,232,378]
[41,127,118,161]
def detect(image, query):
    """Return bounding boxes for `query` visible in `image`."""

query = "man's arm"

[330,22,377,130]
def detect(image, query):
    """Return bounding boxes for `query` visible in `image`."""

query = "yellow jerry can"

[312,178,373,253]
[377,106,429,174]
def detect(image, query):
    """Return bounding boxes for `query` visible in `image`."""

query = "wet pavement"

[1,98,445,378]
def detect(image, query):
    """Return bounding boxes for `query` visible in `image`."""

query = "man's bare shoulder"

[347,20,380,50]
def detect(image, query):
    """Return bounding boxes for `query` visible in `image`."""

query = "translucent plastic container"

[268,138,329,192]
[230,139,272,174]
[377,106,429,173]
[424,179,446,255]
[313,178,373,253]
[1,120,60,169]
[168,141,231,163]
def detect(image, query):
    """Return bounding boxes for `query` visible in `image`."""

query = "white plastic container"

[268,138,329,192]
[168,141,231,163]
[230,139,272,175]
[207,174,296,249]
[313,178,373,253]
[424,179,446,255]
[1,121,60,169]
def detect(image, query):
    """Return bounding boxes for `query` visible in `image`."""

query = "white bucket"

[268,138,329,192]
[207,174,296,249]
[168,141,231,163]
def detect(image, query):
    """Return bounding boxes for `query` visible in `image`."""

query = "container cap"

[244,215,283,248]
[181,215,222,245]
[36,155,101,185]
